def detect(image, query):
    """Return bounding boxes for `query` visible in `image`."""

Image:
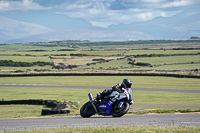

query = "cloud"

[0,0,51,12]
[161,0,194,8]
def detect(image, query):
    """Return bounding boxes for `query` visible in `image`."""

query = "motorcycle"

[80,88,133,117]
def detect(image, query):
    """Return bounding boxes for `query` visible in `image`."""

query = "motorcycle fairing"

[98,101,113,114]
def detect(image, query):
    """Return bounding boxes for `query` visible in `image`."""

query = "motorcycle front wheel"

[112,102,129,117]
[80,101,95,118]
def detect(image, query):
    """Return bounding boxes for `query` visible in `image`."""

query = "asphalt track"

[0,114,200,131]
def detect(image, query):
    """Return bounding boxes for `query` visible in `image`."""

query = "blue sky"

[0,0,200,27]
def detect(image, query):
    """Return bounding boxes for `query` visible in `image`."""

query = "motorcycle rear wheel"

[80,101,95,118]
[112,102,129,117]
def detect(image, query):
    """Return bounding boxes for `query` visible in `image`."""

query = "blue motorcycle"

[80,88,133,117]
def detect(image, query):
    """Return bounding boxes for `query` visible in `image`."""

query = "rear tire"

[80,101,95,118]
[112,102,129,117]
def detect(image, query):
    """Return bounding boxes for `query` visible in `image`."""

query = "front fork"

[88,93,98,113]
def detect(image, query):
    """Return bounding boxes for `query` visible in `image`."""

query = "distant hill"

[6,28,152,44]
[0,16,53,43]
[107,7,200,39]
[0,11,93,31]
[0,11,93,43]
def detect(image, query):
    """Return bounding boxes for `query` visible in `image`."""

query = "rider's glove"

[112,84,121,91]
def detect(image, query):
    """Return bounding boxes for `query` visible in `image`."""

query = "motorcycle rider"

[96,79,133,104]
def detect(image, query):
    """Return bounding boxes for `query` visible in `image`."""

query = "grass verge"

[128,109,200,114]
[1,126,200,133]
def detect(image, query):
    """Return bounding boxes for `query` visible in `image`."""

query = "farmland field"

[125,49,200,55]
[0,51,77,56]
[0,49,199,73]
[51,56,123,66]
[0,56,51,62]
[78,50,127,55]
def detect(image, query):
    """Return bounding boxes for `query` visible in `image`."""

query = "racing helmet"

[122,79,132,88]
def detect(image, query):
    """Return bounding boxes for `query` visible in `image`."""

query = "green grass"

[132,91,200,105]
[0,56,51,62]
[0,105,43,119]
[133,55,200,65]
[0,87,97,103]
[0,43,73,51]
[59,56,122,66]
[0,65,53,71]
[0,51,77,56]
[1,126,200,133]
[82,58,129,69]
[1,76,200,90]
[126,49,200,55]
[122,63,200,71]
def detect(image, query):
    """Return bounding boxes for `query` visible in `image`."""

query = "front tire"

[112,102,129,117]
[80,101,95,118]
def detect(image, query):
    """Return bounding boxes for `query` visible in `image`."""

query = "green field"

[133,55,200,65]
[0,65,53,71]
[0,56,51,62]
[78,50,127,55]
[0,43,73,51]
[0,51,77,56]
[0,105,43,119]
[122,63,200,70]
[126,49,200,55]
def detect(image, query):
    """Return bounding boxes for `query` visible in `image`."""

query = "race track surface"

[0,114,200,131]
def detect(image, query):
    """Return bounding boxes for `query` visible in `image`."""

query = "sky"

[0,0,200,27]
